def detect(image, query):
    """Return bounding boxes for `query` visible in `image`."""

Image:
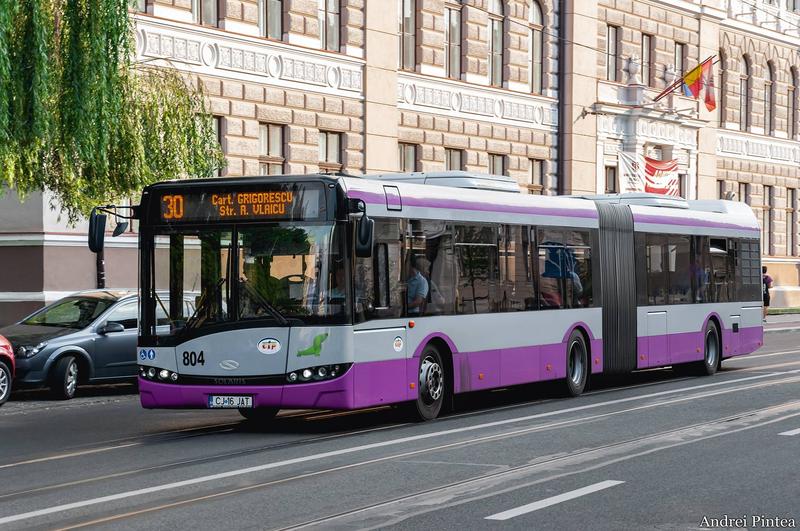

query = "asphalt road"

[1,332,799,530]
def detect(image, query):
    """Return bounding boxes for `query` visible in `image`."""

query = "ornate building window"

[529,1,543,94]
[765,62,775,136]
[606,25,619,82]
[788,188,798,256]
[193,0,218,27]
[319,0,340,52]
[718,49,726,127]
[740,56,751,132]
[445,2,462,79]
[674,42,686,78]
[399,143,417,172]
[790,67,798,139]
[259,0,283,40]
[399,0,416,71]
[763,185,773,255]
[528,159,544,194]
[641,34,654,87]
[488,0,504,87]
[445,148,463,171]
[259,124,285,175]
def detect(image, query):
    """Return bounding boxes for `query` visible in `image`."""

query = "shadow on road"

[10,381,138,402]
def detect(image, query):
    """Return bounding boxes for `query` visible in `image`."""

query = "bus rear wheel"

[239,407,279,423]
[565,330,588,397]
[411,345,446,421]
[696,322,720,376]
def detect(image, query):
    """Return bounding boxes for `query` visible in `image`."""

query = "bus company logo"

[393,336,404,352]
[258,338,281,354]
[219,360,240,371]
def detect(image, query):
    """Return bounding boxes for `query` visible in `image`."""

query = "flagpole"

[652,55,715,103]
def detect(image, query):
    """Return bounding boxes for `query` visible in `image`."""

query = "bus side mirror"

[88,209,107,253]
[355,214,374,258]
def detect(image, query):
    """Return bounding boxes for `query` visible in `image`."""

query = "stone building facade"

[0,0,799,323]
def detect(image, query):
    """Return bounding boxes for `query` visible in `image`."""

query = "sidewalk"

[764,313,800,333]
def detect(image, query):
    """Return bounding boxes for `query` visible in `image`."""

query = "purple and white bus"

[131,172,763,421]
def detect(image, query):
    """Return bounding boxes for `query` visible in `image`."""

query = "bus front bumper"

[138,369,356,410]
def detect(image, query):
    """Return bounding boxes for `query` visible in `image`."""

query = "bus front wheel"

[411,345,446,421]
[565,330,589,397]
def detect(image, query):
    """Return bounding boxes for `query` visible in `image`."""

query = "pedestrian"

[762,266,773,322]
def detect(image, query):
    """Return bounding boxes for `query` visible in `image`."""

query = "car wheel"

[50,356,79,400]
[0,361,11,406]
[239,407,279,423]
[411,345,446,421]
[565,330,589,397]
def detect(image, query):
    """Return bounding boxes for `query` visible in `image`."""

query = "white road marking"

[735,349,800,361]
[484,480,625,521]
[778,427,800,436]
[0,369,798,526]
[765,326,800,333]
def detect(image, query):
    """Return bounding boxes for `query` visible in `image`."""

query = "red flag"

[704,61,716,111]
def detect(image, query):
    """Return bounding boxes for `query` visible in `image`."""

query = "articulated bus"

[128,172,763,421]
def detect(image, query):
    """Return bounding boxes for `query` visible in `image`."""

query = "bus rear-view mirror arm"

[350,199,374,258]
[87,205,139,253]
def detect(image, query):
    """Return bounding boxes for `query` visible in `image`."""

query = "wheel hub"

[419,356,443,404]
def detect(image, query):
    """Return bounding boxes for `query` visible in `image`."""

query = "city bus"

[113,171,763,422]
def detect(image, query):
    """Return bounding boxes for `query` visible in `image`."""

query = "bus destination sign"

[158,186,323,223]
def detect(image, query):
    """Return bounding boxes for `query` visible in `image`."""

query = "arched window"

[718,49,726,127]
[740,56,751,132]
[488,0,504,87]
[790,67,798,139]
[765,61,775,135]
[529,1,543,93]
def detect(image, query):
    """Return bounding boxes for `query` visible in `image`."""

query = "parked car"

[0,334,13,406]
[0,290,143,400]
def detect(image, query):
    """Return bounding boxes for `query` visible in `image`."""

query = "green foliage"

[0,0,224,221]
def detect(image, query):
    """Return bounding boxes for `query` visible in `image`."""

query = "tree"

[0,0,224,221]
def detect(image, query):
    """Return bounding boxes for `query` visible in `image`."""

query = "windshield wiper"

[240,281,290,326]
[185,278,228,330]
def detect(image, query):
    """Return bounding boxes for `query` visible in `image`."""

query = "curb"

[765,326,800,334]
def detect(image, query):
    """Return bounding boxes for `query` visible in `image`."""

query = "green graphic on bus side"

[297,333,329,357]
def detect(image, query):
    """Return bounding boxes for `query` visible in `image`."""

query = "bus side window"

[356,219,403,321]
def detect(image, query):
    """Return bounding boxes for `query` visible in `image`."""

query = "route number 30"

[182,351,205,366]
[162,194,185,220]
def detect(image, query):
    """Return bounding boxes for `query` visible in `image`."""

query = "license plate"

[207,395,253,409]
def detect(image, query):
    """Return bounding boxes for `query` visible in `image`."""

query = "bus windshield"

[144,222,349,340]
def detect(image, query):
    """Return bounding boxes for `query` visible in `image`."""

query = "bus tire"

[50,355,79,400]
[239,407,279,423]
[696,322,720,376]
[412,344,446,421]
[565,330,589,397]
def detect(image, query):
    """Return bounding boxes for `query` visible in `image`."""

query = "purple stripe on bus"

[139,327,759,410]
[346,190,599,220]
[635,325,762,369]
[633,213,760,232]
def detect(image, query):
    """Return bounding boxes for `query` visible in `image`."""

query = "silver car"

[0,290,166,400]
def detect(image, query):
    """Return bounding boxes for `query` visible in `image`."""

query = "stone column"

[696,6,724,200]
[560,0,599,194]
[364,1,399,173]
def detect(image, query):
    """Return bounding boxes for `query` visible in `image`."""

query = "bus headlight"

[139,366,179,383]
[286,364,352,384]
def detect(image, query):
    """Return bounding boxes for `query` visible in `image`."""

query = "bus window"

[646,234,668,305]
[499,226,535,311]
[537,228,564,310]
[564,230,592,308]
[668,235,691,304]
[455,225,498,314]
[709,238,731,302]
[355,219,403,321]
[421,221,455,315]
